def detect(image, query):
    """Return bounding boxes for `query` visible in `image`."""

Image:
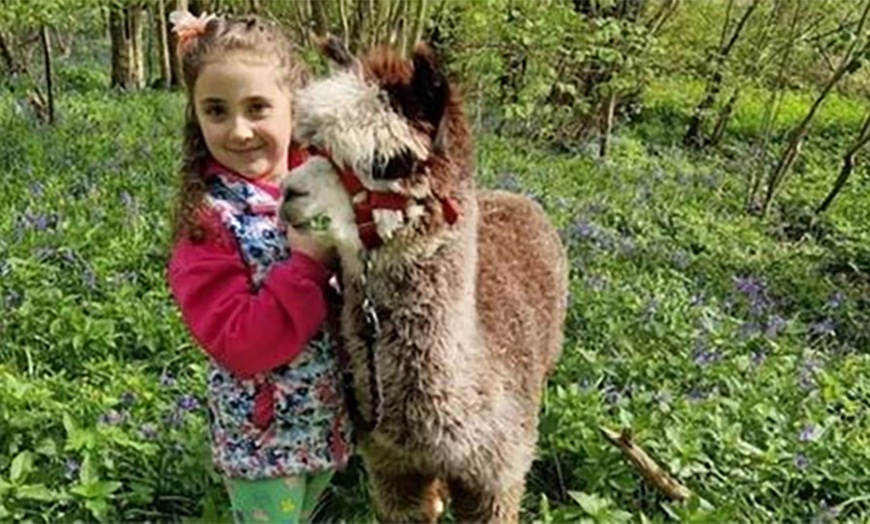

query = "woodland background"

[2,0,870,522]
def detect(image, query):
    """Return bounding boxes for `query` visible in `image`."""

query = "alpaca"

[280,40,569,523]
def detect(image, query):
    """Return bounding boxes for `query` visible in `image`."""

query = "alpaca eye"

[372,149,415,180]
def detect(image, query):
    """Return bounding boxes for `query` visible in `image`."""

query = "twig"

[599,426,692,501]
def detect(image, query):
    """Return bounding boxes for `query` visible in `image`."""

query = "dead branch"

[600,426,692,502]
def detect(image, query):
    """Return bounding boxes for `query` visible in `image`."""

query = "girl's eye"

[204,106,225,118]
[249,102,270,116]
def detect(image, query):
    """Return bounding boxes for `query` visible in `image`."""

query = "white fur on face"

[293,70,430,189]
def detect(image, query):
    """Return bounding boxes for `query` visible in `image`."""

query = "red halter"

[305,147,459,250]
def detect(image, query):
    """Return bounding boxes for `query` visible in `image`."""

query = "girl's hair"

[172,14,308,242]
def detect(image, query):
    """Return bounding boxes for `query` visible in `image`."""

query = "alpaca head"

[294,38,471,197]
[281,38,473,257]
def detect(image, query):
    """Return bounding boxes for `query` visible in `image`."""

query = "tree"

[0,0,98,123]
[683,0,762,148]
[759,0,870,215]
[109,1,146,90]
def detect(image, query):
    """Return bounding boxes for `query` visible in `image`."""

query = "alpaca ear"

[411,43,449,139]
[317,34,357,71]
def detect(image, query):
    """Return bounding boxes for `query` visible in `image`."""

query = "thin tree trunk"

[708,87,740,147]
[599,92,617,158]
[761,0,870,215]
[39,26,54,125]
[747,0,802,212]
[155,0,172,89]
[684,0,761,148]
[816,109,870,213]
[1,30,49,122]
[311,0,330,37]
[169,0,189,87]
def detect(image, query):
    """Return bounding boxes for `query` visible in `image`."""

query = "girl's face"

[194,52,292,182]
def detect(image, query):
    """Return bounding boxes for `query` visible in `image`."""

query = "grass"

[1,73,870,522]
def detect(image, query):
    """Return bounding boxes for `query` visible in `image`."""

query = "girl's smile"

[194,52,293,181]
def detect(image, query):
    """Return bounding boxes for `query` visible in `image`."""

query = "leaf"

[16,483,57,501]
[569,491,611,517]
[10,451,33,484]
[80,452,97,486]
[736,439,764,457]
[35,438,58,457]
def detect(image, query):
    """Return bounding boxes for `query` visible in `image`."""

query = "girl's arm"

[167,222,331,379]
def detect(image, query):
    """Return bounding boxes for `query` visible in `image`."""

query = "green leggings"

[225,472,333,523]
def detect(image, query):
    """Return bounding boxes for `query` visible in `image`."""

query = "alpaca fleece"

[280,42,568,523]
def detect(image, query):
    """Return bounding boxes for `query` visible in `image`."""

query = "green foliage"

[441,0,658,142]
[4,3,870,519]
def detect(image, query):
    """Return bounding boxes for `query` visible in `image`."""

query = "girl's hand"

[286,226,339,270]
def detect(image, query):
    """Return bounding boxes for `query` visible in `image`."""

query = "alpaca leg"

[369,468,444,523]
[449,477,525,524]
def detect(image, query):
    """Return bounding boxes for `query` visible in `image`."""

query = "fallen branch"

[600,426,692,501]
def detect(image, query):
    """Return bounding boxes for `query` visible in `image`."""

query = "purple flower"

[794,453,810,471]
[4,290,23,309]
[584,275,608,291]
[693,341,721,366]
[734,275,764,297]
[603,385,621,404]
[29,181,44,196]
[765,315,787,339]
[572,220,598,240]
[139,423,158,440]
[798,425,819,443]
[825,291,845,310]
[159,371,177,387]
[82,269,97,290]
[177,394,200,412]
[751,351,767,367]
[64,458,80,480]
[686,388,707,402]
[809,319,836,338]
[98,409,126,426]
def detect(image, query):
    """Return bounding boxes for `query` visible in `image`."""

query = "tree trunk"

[683,0,761,148]
[39,26,54,125]
[760,0,870,215]
[599,92,617,158]
[0,30,49,122]
[816,109,870,214]
[708,87,740,147]
[311,0,330,37]
[109,3,146,90]
[154,0,172,89]
[169,0,189,87]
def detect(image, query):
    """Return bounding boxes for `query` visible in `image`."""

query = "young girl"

[165,11,352,523]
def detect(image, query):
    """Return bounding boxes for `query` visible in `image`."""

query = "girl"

[165,11,352,523]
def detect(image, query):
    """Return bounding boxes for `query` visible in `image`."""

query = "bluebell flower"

[177,394,201,412]
[139,423,158,440]
[798,425,819,443]
[99,409,125,426]
[64,458,80,480]
[159,371,177,387]
[794,453,810,471]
